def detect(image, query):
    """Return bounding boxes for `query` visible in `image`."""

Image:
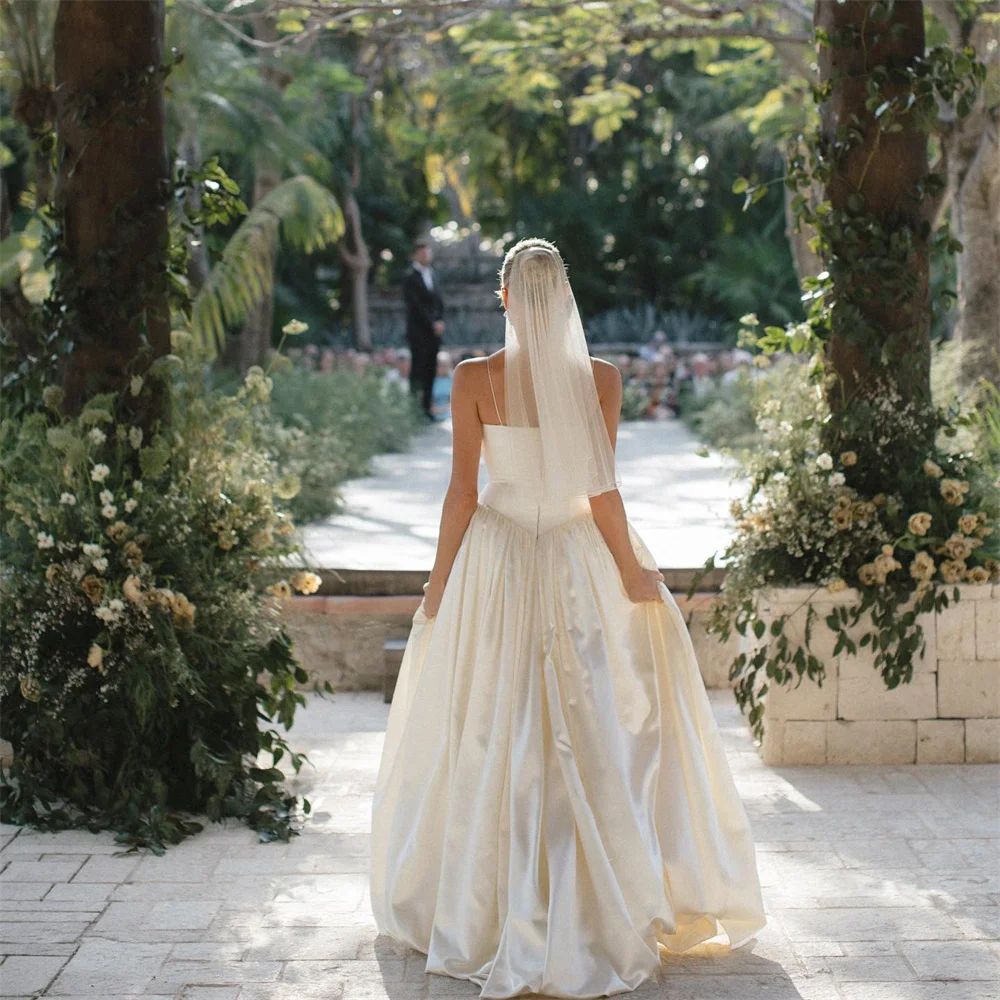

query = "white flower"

[88,427,106,446]
[101,504,117,520]
[282,319,308,335]
[828,472,846,487]
[108,598,125,614]
[130,375,143,397]
[124,498,138,513]
[87,644,104,670]
[95,605,118,624]
[92,557,108,573]
[99,489,114,505]
[816,453,833,471]
[779,421,793,434]
[82,543,103,558]
[91,464,110,483]
[60,492,77,506]
[132,480,143,494]
[36,532,55,549]
[128,426,143,449]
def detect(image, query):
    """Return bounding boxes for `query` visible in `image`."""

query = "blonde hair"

[497,238,566,295]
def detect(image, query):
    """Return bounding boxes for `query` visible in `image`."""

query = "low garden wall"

[751,584,999,766]
[283,591,740,693]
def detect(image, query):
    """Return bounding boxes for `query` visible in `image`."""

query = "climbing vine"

[704,5,997,742]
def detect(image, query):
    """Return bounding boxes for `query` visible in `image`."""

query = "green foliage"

[191,176,344,355]
[680,374,757,452]
[704,11,996,743]
[0,347,330,851]
[243,364,424,524]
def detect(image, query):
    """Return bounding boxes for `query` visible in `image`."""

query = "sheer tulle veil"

[500,240,621,501]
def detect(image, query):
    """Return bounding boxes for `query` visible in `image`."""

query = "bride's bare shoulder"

[591,356,622,393]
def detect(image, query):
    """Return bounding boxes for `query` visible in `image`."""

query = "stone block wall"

[282,592,740,693]
[753,584,999,766]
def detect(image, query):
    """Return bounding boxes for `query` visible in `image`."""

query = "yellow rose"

[967,566,990,585]
[910,551,936,582]
[858,563,878,587]
[923,459,943,478]
[907,512,932,536]
[20,675,41,702]
[840,451,857,467]
[939,559,967,584]
[958,514,979,535]
[123,575,144,605]
[266,580,292,599]
[80,575,105,606]
[940,478,969,506]
[826,577,848,593]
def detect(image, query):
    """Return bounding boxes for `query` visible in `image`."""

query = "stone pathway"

[2,690,997,999]
[301,419,741,571]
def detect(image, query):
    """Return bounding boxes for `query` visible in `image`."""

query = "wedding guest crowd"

[283,332,753,424]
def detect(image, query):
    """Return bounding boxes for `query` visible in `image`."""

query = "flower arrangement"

[0,329,327,849]
[700,350,1000,741]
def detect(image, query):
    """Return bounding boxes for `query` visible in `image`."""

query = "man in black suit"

[403,240,445,420]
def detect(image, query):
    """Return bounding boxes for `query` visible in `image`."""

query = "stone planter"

[747,583,999,766]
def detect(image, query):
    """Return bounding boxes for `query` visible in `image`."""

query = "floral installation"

[697,351,999,742]
[0,324,332,850]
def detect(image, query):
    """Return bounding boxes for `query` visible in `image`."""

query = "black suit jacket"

[403,266,444,345]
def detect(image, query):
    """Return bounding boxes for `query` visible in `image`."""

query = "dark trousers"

[408,334,438,418]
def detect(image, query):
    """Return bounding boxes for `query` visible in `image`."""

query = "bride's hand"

[622,565,664,603]
[421,580,443,618]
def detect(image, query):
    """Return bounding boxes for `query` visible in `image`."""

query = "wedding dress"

[369,243,765,998]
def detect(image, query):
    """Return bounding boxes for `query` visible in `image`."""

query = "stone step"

[282,591,736,694]
[313,567,725,597]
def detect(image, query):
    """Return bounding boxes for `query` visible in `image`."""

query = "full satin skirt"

[370,499,766,999]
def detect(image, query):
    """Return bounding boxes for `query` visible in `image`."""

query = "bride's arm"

[588,361,664,602]
[422,361,483,616]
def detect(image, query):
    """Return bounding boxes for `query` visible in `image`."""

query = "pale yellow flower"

[290,571,322,595]
[20,675,41,702]
[840,451,857,467]
[858,563,878,587]
[910,551,936,582]
[967,566,990,585]
[907,512,932,536]
[266,580,292,599]
[958,513,979,535]
[943,533,975,562]
[170,592,196,628]
[282,319,309,335]
[87,644,104,672]
[826,577,848,593]
[940,478,969,506]
[123,575,144,605]
[939,559,967,584]
[923,459,943,478]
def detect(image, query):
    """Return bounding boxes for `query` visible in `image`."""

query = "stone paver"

[0,690,997,999]
[301,418,741,570]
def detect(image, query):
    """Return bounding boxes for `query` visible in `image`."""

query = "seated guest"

[431,350,454,421]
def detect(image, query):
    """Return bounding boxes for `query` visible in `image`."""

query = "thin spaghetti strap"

[486,355,504,426]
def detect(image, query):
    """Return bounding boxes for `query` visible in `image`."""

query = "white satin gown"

[370,422,766,999]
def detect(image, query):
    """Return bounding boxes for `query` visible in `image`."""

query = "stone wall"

[283,592,740,693]
[752,584,999,766]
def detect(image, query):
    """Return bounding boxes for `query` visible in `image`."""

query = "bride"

[370,238,765,998]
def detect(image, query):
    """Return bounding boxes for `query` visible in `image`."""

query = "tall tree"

[814,0,931,414]
[53,0,171,418]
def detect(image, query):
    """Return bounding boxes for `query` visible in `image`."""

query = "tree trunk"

[815,0,931,413]
[931,8,1000,390]
[178,129,211,296]
[339,95,372,352]
[53,0,171,421]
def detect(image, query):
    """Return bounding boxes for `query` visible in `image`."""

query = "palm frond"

[191,175,344,356]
